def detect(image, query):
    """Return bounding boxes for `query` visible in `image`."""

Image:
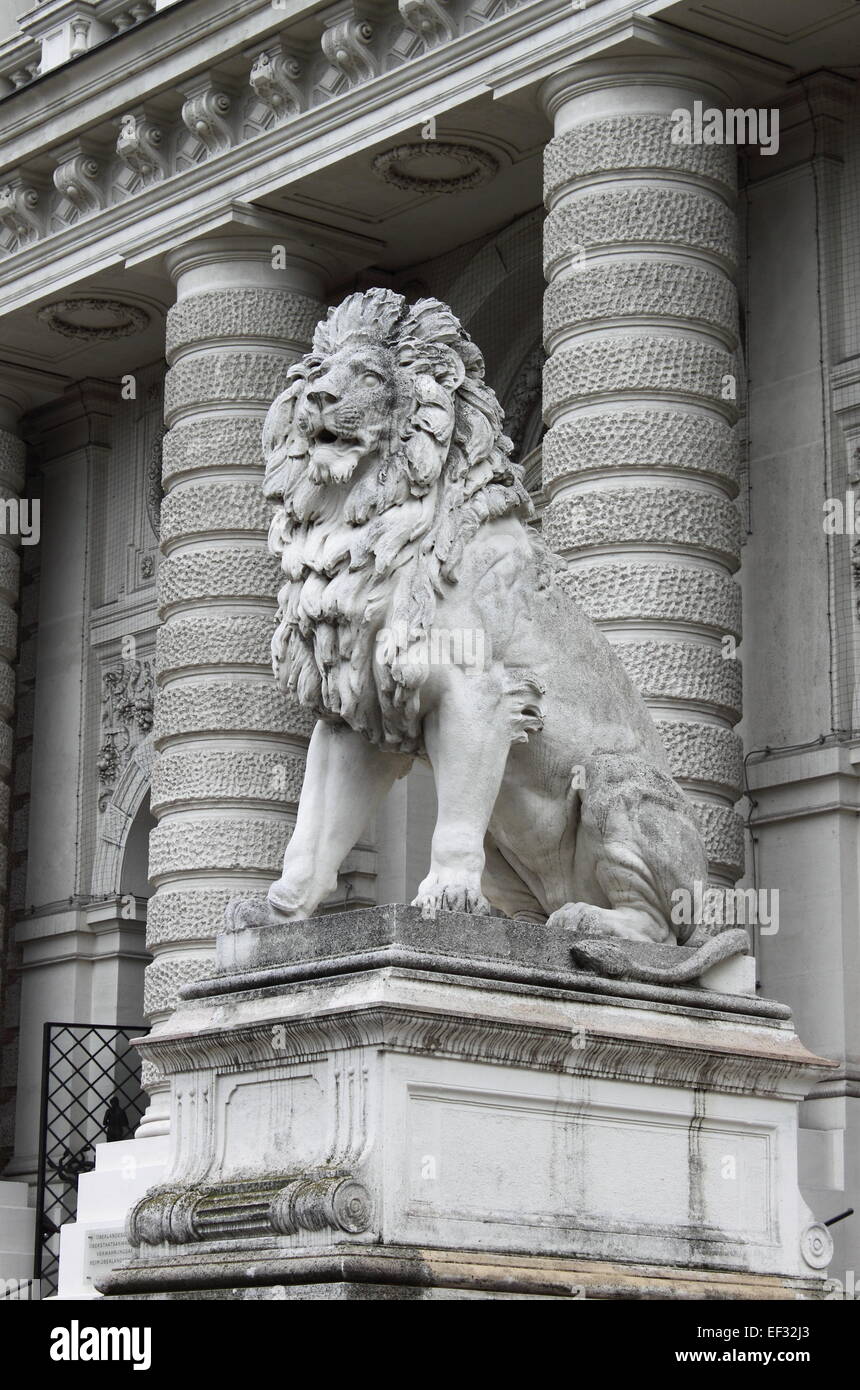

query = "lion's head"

[262,288,532,751]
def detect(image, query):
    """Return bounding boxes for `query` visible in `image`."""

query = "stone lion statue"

[228,288,740,970]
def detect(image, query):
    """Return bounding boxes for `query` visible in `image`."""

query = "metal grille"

[35,1022,146,1297]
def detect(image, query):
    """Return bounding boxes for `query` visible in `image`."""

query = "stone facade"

[0,0,857,1295]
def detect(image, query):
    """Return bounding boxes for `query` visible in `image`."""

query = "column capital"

[165,232,327,301]
[540,60,735,130]
[534,15,790,127]
[126,198,384,292]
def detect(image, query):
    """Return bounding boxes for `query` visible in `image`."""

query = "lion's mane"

[261,287,533,752]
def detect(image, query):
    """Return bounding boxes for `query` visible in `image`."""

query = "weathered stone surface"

[142,246,323,1137]
[543,337,736,418]
[613,640,742,720]
[155,613,274,675]
[657,720,743,796]
[165,351,294,419]
[544,262,738,345]
[560,563,742,637]
[154,683,314,740]
[545,488,741,567]
[544,116,737,204]
[166,289,322,357]
[161,417,266,481]
[158,548,279,611]
[200,903,763,1010]
[541,87,743,895]
[159,479,271,543]
[542,410,738,490]
[544,188,737,275]
[151,747,305,810]
[148,816,288,878]
[0,430,25,492]
[146,888,252,947]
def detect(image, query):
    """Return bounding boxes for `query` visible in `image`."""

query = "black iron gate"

[35,1023,147,1297]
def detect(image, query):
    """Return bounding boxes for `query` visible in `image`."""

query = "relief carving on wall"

[97,658,155,810]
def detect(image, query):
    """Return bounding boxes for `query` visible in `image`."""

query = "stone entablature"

[0,7,786,314]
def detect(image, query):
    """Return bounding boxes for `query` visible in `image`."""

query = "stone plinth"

[101,907,836,1300]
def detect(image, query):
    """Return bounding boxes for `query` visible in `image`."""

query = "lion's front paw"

[412,872,491,920]
[225,896,296,930]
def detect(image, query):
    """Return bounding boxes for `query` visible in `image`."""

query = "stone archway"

[91,733,155,898]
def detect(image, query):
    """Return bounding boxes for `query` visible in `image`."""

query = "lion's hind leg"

[548,753,708,946]
[482,834,547,923]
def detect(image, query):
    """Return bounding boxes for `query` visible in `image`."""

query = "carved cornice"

[399,0,457,49]
[0,0,531,287]
[320,4,377,88]
[136,1003,828,1102]
[179,76,235,161]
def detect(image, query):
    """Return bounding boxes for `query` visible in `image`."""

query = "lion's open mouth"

[312,425,362,448]
[308,431,367,485]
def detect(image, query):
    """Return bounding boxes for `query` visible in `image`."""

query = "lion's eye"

[360,371,383,388]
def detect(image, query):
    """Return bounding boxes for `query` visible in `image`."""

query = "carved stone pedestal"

[101,907,836,1300]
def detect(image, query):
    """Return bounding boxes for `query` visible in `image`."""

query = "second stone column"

[142,235,325,1132]
[541,60,744,888]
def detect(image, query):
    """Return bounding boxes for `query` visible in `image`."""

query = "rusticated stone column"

[0,405,23,1166]
[540,63,743,886]
[0,414,23,918]
[141,237,325,1134]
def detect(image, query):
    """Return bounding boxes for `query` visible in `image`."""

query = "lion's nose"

[307,388,340,410]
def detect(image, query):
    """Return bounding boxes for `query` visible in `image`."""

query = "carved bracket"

[116,110,168,188]
[320,4,377,88]
[179,76,235,160]
[0,173,43,249]
[249,46,304,120]
[52,141,106,220]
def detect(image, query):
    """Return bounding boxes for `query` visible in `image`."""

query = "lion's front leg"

[269,720,412,918]
[413,669,513,918]
[225,721,411,928]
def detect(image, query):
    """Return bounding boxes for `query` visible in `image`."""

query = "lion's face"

[264,332,467,507]
[296,343,399,486]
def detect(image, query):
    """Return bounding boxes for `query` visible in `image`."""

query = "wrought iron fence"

[34,1022,147,1297]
